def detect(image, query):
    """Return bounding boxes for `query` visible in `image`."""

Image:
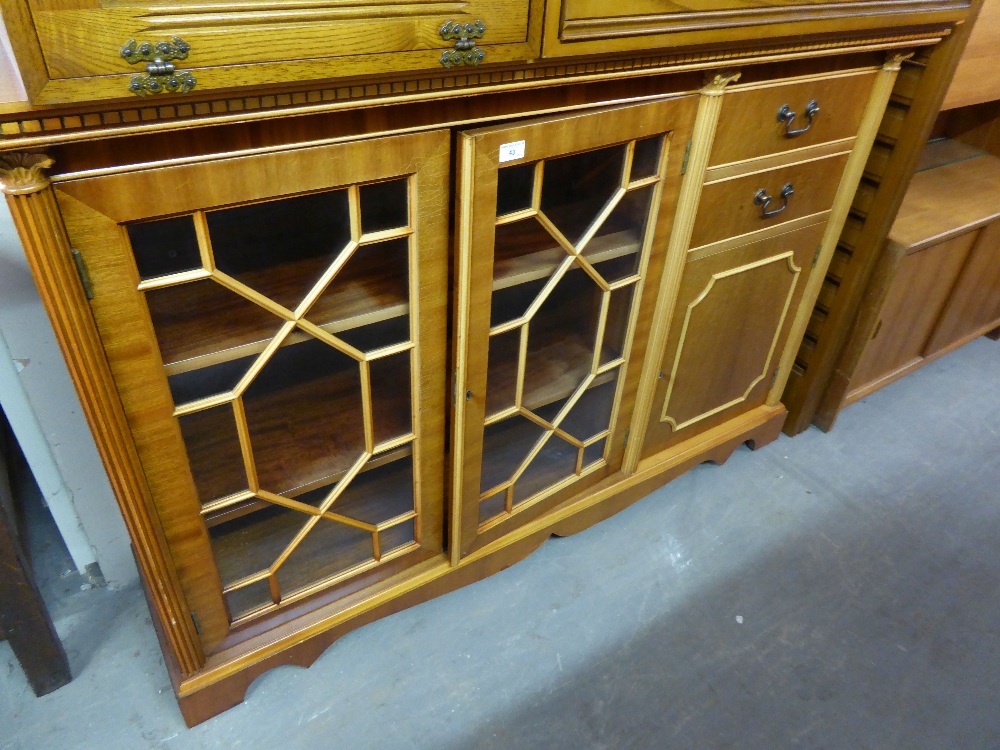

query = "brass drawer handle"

[440,20,486,68]
[777,100,820,138]
[754,183,794,219]
[120,37,196,96]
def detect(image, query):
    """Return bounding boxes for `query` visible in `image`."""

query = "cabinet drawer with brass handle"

[690,151,850,249]
[709,70,878,167]
[18,1,540,104]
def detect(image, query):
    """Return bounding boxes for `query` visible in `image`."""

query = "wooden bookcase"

[0,0,982,726]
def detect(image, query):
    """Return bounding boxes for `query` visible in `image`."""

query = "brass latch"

[120,37,196,96]
[440,20,486,68]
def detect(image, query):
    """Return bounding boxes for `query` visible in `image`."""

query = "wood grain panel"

[941,0,1000,109]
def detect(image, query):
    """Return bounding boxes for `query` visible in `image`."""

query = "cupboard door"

[24,0,541,104]
[453,98,697,556]
[641,221,826,458]
[924,221,1000,354]
[54,131,449,649]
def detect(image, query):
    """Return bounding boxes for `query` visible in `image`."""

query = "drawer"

[690,151,850,249]
[709,71,878,166]
[543,1,957,60]
[20,0,540,105]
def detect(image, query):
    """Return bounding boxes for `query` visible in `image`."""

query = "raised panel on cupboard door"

[51,130,451,651]
[452,97,698,557]
[641,221,826,459]
[924,221,1000,353]
[709,71,878,166]
[19,0,542,104]
[691,151,850,249]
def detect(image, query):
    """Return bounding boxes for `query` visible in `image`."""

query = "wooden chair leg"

[0,485,72,696]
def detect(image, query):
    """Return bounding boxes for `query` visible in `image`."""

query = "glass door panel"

[127,180,425,622]
[454,98,697,555]
[56,131,448,643]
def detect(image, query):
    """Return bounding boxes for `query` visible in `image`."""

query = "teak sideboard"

[0,0,983,725]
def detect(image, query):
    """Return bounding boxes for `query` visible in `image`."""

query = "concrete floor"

[2,337,999,749]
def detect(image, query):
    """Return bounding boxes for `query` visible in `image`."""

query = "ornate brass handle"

[754,183,794,219]
[120,37,196,96]
[440,20,486,67]
[777,100,820,138]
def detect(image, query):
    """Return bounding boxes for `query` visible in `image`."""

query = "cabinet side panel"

[1,179,204,674]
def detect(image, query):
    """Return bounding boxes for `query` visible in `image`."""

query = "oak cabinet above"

[2,0,967,106]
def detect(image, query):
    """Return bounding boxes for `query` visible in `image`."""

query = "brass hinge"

[770,366,782,390]
[811,243,824,269]
[623,427,630,448]
[190,612,201,635]
[71,249,94,300]
[680,140,693,175]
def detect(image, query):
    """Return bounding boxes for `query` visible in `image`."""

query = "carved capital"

[0,152,55,195]
[702,70,742,97]
[884,51,915,72]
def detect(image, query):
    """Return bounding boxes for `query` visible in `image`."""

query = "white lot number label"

[499,140,526,163]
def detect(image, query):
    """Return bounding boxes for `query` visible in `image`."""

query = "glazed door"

[452,98,697,556]
[640,220,826,458]
[54,131,450,650]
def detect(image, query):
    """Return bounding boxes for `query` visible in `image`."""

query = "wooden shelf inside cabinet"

[203,448,413,528]
[210,457,417,580]
[492,228,640,291]
[151,256,409,376]
[889,140,1000,249]
[485,329,620,420]
[184,351,415,523]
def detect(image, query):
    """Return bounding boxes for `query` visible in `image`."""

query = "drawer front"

[709,71,878,166]
[690,151,850,249]
[26,0,538,103]
[543,0,966,59]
